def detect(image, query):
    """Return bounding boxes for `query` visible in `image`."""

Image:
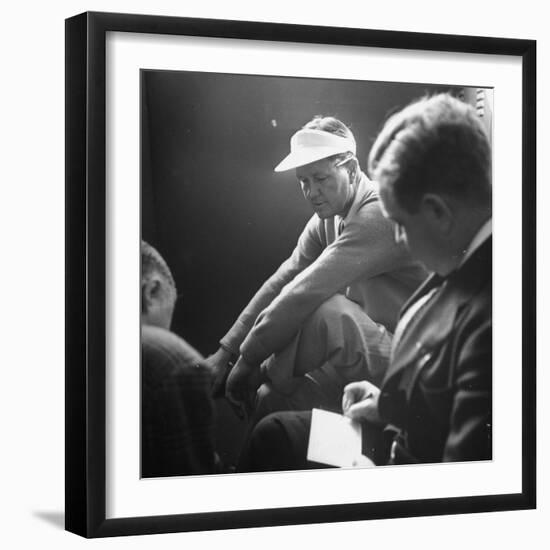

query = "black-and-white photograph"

[140,70,493,478]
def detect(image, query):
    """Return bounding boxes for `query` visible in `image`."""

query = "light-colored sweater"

[220,172,427,365]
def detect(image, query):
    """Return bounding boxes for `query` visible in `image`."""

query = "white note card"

[307,408,362,468]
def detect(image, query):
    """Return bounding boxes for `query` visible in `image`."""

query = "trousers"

[250,294,393,427]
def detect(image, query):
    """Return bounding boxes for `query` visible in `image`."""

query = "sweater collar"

[336,171,369,228]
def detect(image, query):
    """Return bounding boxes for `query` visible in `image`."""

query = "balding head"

[141,240,177,330]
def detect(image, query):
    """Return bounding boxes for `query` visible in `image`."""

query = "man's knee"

[253,383,289,425]
[253,413,287,450]
[239,412,310,472]
[306,294,350,328]
[254,383,274,419]
[238,413,286,472]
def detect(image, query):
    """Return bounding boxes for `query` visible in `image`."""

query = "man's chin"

[313,206,332,219]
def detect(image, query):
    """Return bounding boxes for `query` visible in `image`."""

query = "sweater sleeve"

[219,215,324,355]
[240,200,412,365]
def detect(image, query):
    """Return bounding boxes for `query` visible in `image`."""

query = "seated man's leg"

[256,295,392,424]
[237,411,319,472]
[238,411,390,472]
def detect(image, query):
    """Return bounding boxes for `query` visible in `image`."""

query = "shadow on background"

[33,510,65,530]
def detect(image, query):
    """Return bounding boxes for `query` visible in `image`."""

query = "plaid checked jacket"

[141,325,216,477]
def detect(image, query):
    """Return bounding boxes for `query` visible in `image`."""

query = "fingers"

[343,380,369,394]
[224,370,242,415]
[342,392,354,415]
[351,455,375,468]
[346,400,371,420]
[225,367,251,420]
[342,384,357,412]
[211,361,233,398]
[342,380,370,414]
[344,380,378,397]
[243,390,256,420]
[225,390,246,420]
[224,360,261,421]
[229,402,246,420]
[346,393,382,424]
[226,388,257,421]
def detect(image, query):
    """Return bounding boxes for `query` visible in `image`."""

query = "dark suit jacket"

[141,325,216,477]
[378,237,492,464]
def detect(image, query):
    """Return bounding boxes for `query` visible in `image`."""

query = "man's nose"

[308,181,321,199]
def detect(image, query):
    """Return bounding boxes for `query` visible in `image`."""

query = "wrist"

[218,345,234,362]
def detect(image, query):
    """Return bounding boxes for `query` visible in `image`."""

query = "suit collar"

[459,218,492,268]
[398,234,492,318]
[384,236,492,387]
[398,272,444,319]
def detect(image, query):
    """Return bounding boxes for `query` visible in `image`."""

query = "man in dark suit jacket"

[141,240,217,477]
[238,93,492,470]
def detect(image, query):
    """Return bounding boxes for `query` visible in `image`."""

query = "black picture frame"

[65,11,536,538]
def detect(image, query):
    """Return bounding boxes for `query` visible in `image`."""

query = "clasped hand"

[225,356,263,419]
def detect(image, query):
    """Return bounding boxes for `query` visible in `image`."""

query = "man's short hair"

[367,93,492,212]
[141,240,176,312]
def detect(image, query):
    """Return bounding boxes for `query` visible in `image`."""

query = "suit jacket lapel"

[383,237,492,389]
[387,273,444,370]
[398,272,443,319]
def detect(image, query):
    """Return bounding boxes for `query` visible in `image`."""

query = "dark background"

[141,71,466,466]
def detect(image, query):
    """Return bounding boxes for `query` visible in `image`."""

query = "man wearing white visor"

[205,116,427,425]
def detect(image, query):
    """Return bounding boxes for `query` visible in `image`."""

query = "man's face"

[296,157,354,218]
[379,181,444,274]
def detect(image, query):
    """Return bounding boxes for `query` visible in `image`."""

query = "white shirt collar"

[460,218,492,267]
[336,172,367,228]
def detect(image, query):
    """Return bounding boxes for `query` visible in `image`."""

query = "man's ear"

[421,193,454,235]
[347,157,359,182]
[142,278,162,313]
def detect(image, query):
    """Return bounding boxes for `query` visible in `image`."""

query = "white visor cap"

[274,128,356,172]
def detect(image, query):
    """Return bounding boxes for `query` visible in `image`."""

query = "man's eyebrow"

[297,171,327,180]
